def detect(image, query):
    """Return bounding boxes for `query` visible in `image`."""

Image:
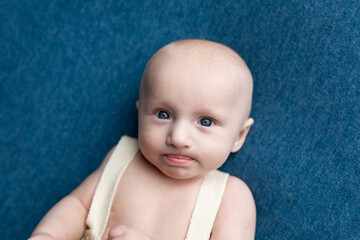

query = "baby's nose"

[166,121,191,149]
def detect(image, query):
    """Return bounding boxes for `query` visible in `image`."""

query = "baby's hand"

[108,225,151,240]
[28,232,54,240]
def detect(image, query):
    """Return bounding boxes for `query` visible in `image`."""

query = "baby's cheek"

[204,141,231,169]
[139,128,161,154]
[138,131,151,152]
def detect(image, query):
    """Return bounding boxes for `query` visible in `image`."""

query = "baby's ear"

[136,100,139,110]
[231,118,254,153]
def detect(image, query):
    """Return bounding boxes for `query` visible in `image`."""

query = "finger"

[108,225,127,238]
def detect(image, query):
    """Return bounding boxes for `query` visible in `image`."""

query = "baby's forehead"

[146,53,242,92]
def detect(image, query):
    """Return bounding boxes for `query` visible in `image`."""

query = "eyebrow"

[148,98,222,116]
[193,106,227,122]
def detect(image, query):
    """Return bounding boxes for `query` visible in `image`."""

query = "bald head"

[167,39,247,66]
[145,39,252,79]
[140,39,253,125]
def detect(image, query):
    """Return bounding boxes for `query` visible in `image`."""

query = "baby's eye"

[199,118,213,127]
[156,111,170,119]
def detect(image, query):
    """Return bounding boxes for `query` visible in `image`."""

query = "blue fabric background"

[1,1,359,239]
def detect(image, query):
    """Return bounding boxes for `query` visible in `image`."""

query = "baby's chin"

[158,167,209,182]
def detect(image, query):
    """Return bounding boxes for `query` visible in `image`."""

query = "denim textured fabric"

[1,1,359,239]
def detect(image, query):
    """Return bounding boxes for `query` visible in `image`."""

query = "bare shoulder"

[69,146,116,211]
[223,176,256,209]
[211,176,256,239]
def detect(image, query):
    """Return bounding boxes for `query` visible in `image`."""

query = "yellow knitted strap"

[85,136,139,240]
[185,170,229,240]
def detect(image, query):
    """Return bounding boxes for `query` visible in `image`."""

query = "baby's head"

[137,39,254,180]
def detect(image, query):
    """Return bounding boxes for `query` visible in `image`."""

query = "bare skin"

[30,39,256,240]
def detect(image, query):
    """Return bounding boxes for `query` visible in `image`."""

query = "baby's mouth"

[164,154,194,165]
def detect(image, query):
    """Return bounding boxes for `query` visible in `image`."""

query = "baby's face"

[138,44,252,180]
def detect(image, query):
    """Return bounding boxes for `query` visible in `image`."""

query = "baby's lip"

[165,154,194,160]
[164,154,195,165]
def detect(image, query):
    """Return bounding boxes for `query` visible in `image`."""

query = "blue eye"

[156,111,170,119]
[199,118,213,127]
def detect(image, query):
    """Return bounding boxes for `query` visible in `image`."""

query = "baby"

[30,39,256,240]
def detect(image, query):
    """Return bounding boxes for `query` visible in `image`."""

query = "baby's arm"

[210,176,256,240]
[29,147,115,240]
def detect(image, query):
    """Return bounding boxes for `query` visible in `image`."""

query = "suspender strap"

[86,136,139,240]
[84,135,229,240]
[185,170,229,240]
